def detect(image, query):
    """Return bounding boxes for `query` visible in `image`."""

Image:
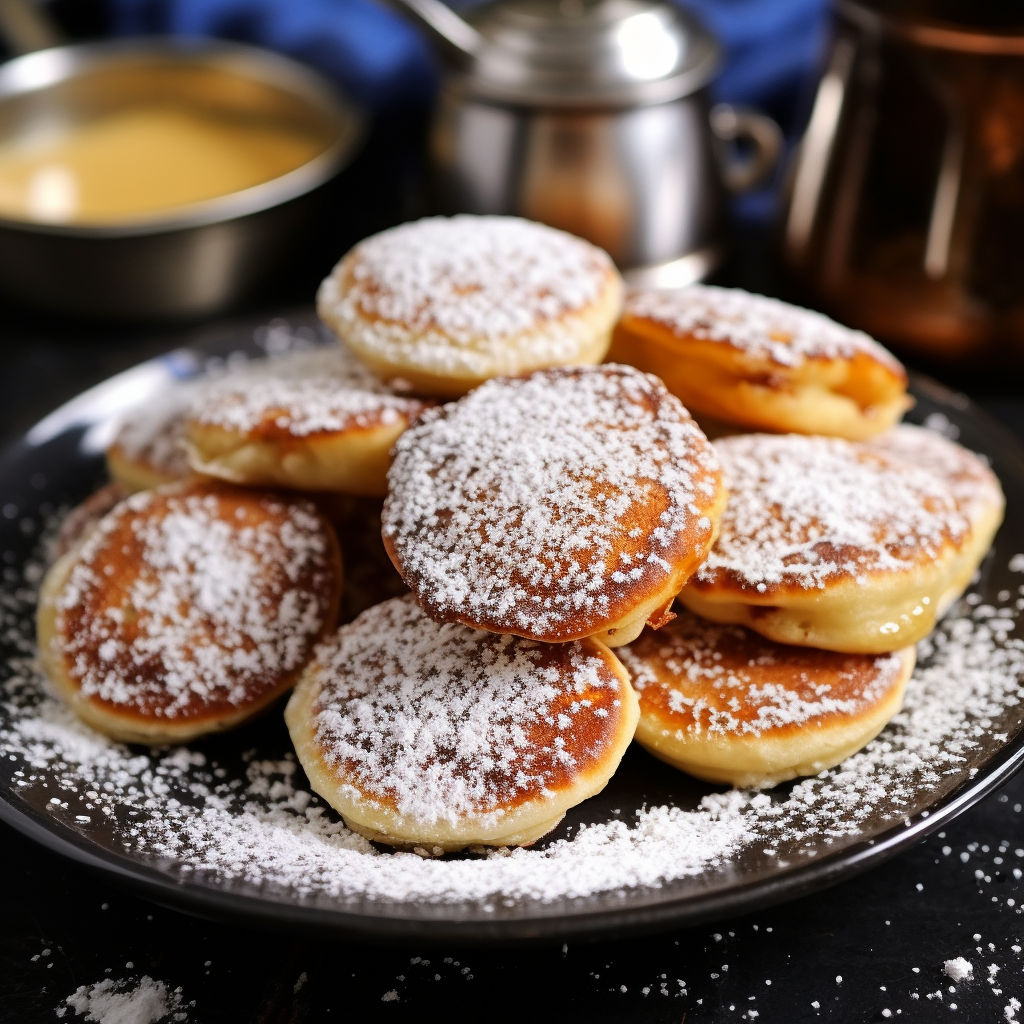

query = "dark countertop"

[1,258,1023,1024]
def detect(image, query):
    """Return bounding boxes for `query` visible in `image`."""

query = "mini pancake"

[679,433,974,653]
[609,285,910,440]
[620,611,915,789]
[382,364,725,647]
[865,424,1004,612]
[38,480,342,745]
[184,347,431,496]
[285,596,639,851]
[317,215,624,398]
[106,382,198,491]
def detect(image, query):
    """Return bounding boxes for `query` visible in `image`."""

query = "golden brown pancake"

[317,215,624,398]
[620,611,915,788]
[185,347,431,496]
[37,480,342,744]
[866,424,1004,615]
[609,285,910,440]
[382,364,725,647]
[285,596,639,851]
[106,382,198,491]
[679,433,975,653]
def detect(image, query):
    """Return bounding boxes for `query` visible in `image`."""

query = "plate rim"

[2,717,1022,945]
[2,354,1023,944]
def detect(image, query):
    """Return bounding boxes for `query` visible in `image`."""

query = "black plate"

[1,319,1023,944]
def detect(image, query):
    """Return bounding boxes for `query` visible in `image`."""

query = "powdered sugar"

[695,433,969,592]
[318,216,618,376]
[305,597,625,826]
[619,611,905,738]
[189,346,426,438]
[2,518,1022,909]
[60,976,182,1024]
[868,424,1004,524]
[52,486,336,718]
[383,364,721,638]
[944,957,974,982]
[108,383,197,480]
[624,284,903,373]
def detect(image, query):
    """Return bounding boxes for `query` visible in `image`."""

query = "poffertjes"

[286,596,638,851]
[38,480,342,744]
[678,433,988,653]
[106,381,199,492]
[317,215,624,397]
[609,285,910,440]
[866,423,1004,614]
[383,364,725,648]
[620,610,915,788]
[185,347,431,496]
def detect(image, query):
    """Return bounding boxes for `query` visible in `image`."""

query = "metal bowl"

[0,38,362,320]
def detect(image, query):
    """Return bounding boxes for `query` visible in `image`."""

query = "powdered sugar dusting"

[189,346,427,438]
[319,216,618,375]
[868,424,1004,524]
[695,434,969,592]
[53,486,336,718]
[109,383,198,480]
[619,611,905,738]
[2,511,1023,908]
[383,364,721,638]
[61,976,181,1024]
[306,597,625,826]
[625,284,903,373]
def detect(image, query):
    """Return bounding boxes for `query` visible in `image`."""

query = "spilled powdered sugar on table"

[2,503,1023,910]
[56,976,185,1024]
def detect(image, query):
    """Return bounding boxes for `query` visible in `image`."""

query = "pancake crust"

[185,347,431,496]
[866,423,1005,530]
[679,433,975,653]
[382,364,725,647]
[38,480,342,744]
[317,215,624,397]
[285,596,639,850]
[610,285,910,440]
[106,382,198,491]
[866,424,1005,615]
[620,611,915,788]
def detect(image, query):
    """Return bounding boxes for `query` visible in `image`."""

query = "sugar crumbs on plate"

[1,515,1023,907]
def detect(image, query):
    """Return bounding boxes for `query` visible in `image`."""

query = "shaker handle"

[709,103,783,193]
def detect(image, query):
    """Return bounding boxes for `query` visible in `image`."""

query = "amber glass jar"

[783,0,1024,364]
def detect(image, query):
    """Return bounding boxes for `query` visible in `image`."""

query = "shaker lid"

[458,0,720,107]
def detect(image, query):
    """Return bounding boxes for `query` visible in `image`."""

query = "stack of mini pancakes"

[37,215,1004,855]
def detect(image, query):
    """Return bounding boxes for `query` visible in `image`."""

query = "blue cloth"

[681,0,829,113]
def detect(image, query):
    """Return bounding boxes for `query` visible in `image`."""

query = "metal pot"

[389,0,782,286]
[0,36,362,320]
